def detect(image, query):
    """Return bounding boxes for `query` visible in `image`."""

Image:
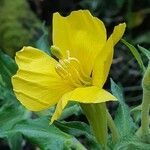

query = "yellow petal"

[92,37,114,87]
[51,86,116,123]
[53,10,106,76]
[12,46,74,111]
[92,23,126,87]
[112,23,126,45]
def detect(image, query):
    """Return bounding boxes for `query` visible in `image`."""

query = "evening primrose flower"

[12,10,126,123]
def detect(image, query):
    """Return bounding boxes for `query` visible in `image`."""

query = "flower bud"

[142,62,150,91]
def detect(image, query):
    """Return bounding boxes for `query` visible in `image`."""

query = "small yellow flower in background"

[12,10,126,123]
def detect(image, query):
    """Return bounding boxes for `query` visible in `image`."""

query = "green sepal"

[80,103,107,149]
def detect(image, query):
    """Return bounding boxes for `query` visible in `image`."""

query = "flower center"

[51,46,92,87]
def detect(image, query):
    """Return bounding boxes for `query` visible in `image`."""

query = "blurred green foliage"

[0,0,42,57]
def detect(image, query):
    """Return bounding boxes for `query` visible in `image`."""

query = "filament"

[55,51,92,87]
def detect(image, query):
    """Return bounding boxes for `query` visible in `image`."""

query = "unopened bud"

[142,62,150,91]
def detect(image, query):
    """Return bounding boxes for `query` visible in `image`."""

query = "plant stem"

[141,88,150,136]
[107,110,119,142]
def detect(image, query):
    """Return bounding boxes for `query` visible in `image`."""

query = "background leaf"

[36,27,51,55]
[111,79,136,137]
[0,117,86,150]
[59,103,82,121]
[138,45,150,60]
[54,121,100,150]
[7,133,22,150]
[0,50,17,87]
[114,136,150,150]
[121,39,146,72]
[0,104,30,150]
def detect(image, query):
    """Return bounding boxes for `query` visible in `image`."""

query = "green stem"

[141,88,150,136]
[107,110,119,142]
[80,103,108,149]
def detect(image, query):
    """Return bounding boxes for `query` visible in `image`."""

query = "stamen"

[69,58,91,81]
[63,59,91,86]
[55,50,92,87]
[66,50,70,58]
[55,65,67,79]
[65,50,90,80]
[60,59,82,86]
[55,62,81,87]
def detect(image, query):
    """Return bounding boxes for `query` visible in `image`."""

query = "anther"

[51,45,63,59]
[55,51,92,87]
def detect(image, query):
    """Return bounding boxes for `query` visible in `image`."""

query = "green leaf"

[0,103,85,149]
[121,39,146,72]
[0,51,20,105]
[0,105,30,150]
[59,103,82,120]
[0,75,6,101]
[36,27,50,55]
[138,45,150,60]
[7,133,22,150]
[54,121,100,150]
[0,50,17,87]
[36,103,81,121]
[0,88,18,106]
[0,105,30,131]
[0,117,86,150]
[130,105,142,123]
[111,79,136,137]
[0,80,19,105]
[0,74,5,87]
[0,78,19,106]
[114,136,150,150]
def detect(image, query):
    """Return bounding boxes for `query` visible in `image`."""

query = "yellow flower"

[12,10,126,123]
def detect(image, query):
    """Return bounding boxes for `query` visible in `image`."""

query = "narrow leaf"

[138,45,150,59]
[121,39,146,72]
